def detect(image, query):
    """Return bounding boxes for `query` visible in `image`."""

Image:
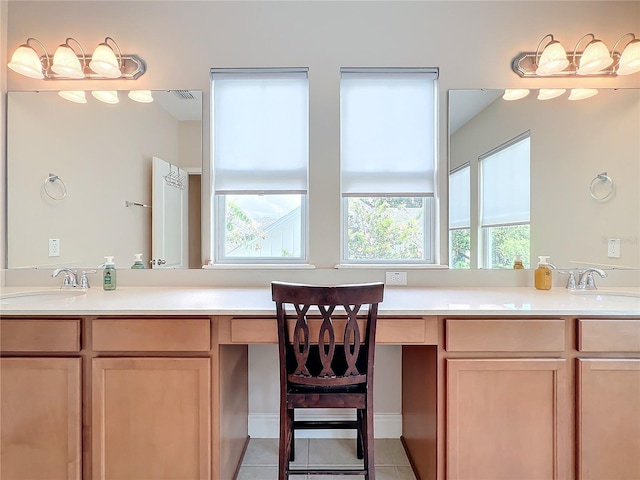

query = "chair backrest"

[271,282,384,389]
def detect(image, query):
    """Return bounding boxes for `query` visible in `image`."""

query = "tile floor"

[237,438,417,480]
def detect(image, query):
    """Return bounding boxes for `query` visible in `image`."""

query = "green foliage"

[487,225,530,269]
[225,201,263,254]
[450,229,470,269]
[347,198,424,260]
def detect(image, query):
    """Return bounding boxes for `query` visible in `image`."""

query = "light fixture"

[128,90,154,103]
[568,88,599,101]
[89,37,122,78]
[58,91,87,104]
[535,34,570,75]
[613,33,640,75]
[537,88,566,100]
[573,34,613,75]
[7,38,50,79]
[92,90,119,104]
[502,89,530,101]
[512,32,640,77]
[52,38,86,78]
[8,37,145,80]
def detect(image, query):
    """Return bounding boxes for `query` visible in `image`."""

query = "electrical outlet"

[49,238,60,257]
[385,271,407,286]
[608,238,621,258]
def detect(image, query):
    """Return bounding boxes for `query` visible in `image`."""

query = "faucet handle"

[557,270,577,290]
[79,270,97,289]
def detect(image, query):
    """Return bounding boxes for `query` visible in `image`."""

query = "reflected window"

[449,164,470,269]
[340,68,438,263]
[479,132,531,268]
[211,69,309,263]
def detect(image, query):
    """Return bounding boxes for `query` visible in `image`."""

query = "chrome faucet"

[577,268,608,290]
[51,268,79,288]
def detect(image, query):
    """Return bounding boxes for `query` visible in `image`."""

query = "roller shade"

[449,165,470,229]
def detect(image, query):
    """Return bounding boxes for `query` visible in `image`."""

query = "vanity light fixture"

[128,90,154,103]
[58,91,87,104]
[92,90,119,104]
[502,89,530,101]
[512,32,640,77]
[568,88,599,101]
[537,88,566,100]
[8,37,145,80]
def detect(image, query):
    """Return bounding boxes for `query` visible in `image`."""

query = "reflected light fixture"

[8,37,145,80]
[89,37,122,78]
[574,34,613,75]
[502,89,530,101]
[128,90,154,103]
[92,90,119,104]
[52,38,85,78]
[537,88,566,100]
[512,32,640,77]
[568,88,599,101]
[58,91,87,104]
[614,33,640,75]
[7,38,50,79]
[535,34,570,75]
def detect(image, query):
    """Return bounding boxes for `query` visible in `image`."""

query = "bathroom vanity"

[1,286,638,480]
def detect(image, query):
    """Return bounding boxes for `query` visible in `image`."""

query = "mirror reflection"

[448,88,639,270]
[7,90,203,269]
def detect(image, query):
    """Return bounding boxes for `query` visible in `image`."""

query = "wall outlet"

[385,271,407,286]
[49,238,60,257]
[607,238,621,258]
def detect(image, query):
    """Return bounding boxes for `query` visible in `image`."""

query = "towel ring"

[44,173,67,200]
[589,172,614,201]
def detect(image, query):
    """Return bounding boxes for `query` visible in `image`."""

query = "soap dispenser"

[534,255,552,290]
[131,253,146,269]
[103,256,117,291]
[513,254,524,269]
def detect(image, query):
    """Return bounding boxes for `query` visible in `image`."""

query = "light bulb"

[578,39,613,75]
[128,90,154,103]
[8,44,45,79]
[52,43,84,78]
[537,89,566,100]
[89,42,121,78]
[58,91,87,104]
[536,40,570,75]
[568,88,598,101]
[502,89,530,101]
[92,90,119,104]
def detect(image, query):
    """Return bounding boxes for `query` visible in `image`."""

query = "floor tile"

[242,438,309,467]
[374,439,396,466]
[308,438,362,467]
[308,466,396,480]
[237,466,279,480]
[387,439,411,466]
[396,466,417,480]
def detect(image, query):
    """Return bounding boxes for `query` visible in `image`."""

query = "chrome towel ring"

[589,172,614,201]
[44,173,67,200]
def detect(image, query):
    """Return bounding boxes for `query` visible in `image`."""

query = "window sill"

[334,264,449,269]
[202,263,316,270]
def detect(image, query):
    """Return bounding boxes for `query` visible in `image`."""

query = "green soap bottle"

[131,253,146,269]
[103,256,117,291]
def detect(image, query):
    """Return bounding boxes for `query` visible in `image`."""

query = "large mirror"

[7,90,203,269]
[448,88,639,270]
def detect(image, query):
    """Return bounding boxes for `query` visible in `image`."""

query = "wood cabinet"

[92,357,211,480]
[0,357,82,480]
[446,358,569,480]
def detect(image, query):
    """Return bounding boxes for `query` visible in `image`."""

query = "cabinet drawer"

[92,318,210,352]
[578,319,640,352]
[0,319,80,352]
[446,318,565,352]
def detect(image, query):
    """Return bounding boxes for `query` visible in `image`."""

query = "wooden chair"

[271,281,384,480]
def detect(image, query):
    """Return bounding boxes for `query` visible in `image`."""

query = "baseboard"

[248,411,402,439]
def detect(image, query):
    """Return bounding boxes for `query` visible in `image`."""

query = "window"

[211,69,309,263]
[479,132,530,268]
[449,164,470,269]
[340,68,438,263]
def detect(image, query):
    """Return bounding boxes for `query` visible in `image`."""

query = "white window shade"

[340,69,437,197]
[212,69,309,194]
[449,165,470,229]
[480,134,530,227]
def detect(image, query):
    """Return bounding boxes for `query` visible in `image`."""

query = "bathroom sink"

[0,289,87,306]
[570,289,640,301]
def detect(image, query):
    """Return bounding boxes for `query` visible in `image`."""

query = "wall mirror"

[448,88,639,270]
[7,90,203,269]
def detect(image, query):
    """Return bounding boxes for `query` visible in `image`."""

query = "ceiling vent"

[173,90,196,100]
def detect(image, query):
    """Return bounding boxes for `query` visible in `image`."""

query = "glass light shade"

[128,90,154,103]
[8,45,45,79]
[92,90,119,104]
[536,41,570,75]
[537,88,566,100]
[502,89,530,101]
[568,88,599,101]
[617,39,640,75]
[89,43,121,78]
[58,91,87,104]
[52,44,84,78]
[577,40,613,75]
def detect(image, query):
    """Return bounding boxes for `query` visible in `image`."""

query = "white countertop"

[1,286,639,316]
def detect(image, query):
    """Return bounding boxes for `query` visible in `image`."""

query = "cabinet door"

[447,359,568,480]
[577,359,640,480]
[92,358,210,480]
[0,357,81,480]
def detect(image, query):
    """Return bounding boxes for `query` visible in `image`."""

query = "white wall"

[1,0,7,279]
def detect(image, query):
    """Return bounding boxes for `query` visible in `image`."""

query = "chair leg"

[356,409,364,459]
[289,409,295,462]
[363,405,375,480]
[279,404,291,480]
